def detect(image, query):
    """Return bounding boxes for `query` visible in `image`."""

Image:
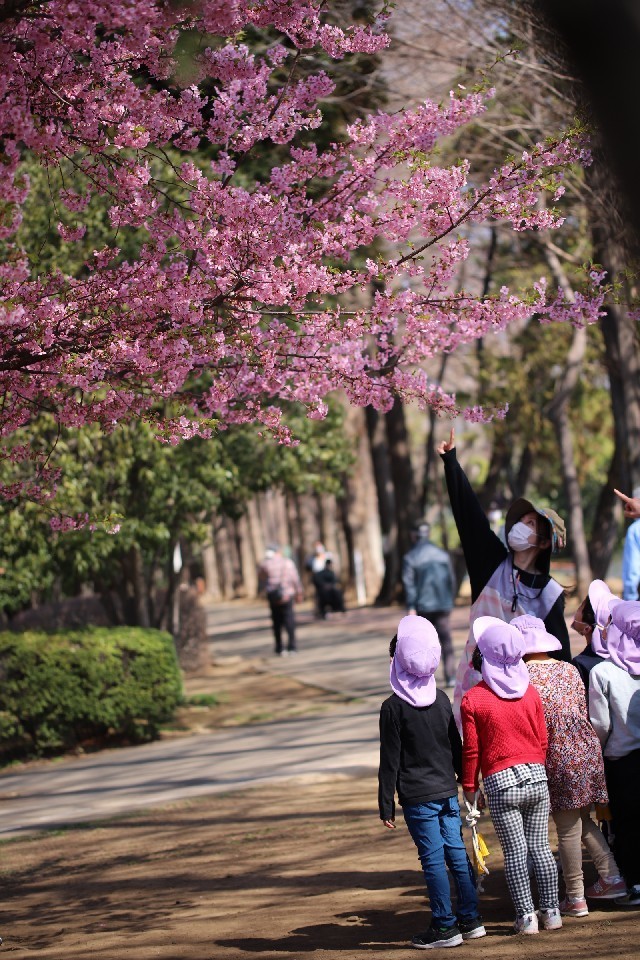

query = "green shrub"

[0,627,183,761]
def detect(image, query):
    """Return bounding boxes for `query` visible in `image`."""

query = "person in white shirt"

[589,599,640,908]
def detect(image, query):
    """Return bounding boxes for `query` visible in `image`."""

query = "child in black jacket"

[378,615,484,949]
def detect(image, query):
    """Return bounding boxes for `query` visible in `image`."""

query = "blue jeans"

[403,795,478,928]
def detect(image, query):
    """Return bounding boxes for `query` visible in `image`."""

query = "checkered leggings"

[488,779,558,917]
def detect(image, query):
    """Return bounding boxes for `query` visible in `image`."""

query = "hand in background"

[436,427,455,456]
[614,488,640,520]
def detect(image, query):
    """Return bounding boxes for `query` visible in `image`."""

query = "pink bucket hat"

[606,599,640,676]
[390,615,441,707]
[588,580,618,658]
[511,614,562,654]
[472,616,530,699]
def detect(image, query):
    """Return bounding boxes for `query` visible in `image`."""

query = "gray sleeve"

[588,669,611,748]
[402,554,416,609]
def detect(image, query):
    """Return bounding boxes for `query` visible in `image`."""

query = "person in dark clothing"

[378,615,485,949]
[403,521,456,686]
[312,559,345,618]
[436,428,569,727]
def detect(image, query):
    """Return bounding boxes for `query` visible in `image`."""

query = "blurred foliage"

[0,627,182,761]
[1,4,376,618]
[0,403,354,616]
[451,317,612,537]
[420,2,617,548]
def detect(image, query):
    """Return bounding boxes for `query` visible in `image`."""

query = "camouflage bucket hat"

[505,498,566,554]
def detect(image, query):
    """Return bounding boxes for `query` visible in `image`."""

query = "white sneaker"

[538,907,562,931]
[514,913,538,935]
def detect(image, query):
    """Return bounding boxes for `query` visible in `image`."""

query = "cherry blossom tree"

[0,0,605,503]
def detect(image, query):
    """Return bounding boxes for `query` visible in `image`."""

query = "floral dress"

[527,660,608,811]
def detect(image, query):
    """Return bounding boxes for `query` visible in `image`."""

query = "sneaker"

[458,917,486,940]
[585,876,627,900]
[411,924,463,949]
[538,907,562,930]
[614,885,640,908]
[559,897,588,917]
[514,913,538,935]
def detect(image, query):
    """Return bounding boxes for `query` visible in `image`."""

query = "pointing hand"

[436,427,455,456]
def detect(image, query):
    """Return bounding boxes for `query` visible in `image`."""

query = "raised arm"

[614,488,640,521]
[437,428,508,601]
[622,520,640,600]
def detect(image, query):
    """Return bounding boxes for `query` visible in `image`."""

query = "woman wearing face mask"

[437,428,570,728]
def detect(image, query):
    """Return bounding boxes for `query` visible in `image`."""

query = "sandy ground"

[0,613,636,958]
[1,775,637,960]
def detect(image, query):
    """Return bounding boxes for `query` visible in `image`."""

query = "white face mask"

[507,521,537,553]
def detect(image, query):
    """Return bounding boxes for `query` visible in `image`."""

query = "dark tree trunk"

[476,427,514,510]
[385,398,419,557]
[126,544,151,628]
[365,404,398,605]
[589,446,623,579]
[337,482,357,585]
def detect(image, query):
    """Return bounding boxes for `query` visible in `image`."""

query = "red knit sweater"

[460,681,548,792]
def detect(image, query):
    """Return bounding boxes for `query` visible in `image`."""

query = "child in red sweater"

[460,616,560,935]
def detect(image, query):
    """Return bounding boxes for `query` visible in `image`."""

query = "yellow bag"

[465,795,490,891]
[473,830,490,877]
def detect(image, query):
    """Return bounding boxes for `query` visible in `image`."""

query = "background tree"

[0,0,602,505]
[0,402,353,625]
[385,0,637,591]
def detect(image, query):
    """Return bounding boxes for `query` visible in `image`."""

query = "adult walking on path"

[402,521,456,686]
[437,427,570,727]
[306,540,333,618]
[313,559,346,618]
[258,545,303,656]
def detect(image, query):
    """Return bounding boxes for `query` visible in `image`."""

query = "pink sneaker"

[585,877,627,900]
[559,897,588,917]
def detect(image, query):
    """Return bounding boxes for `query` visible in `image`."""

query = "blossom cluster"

[0,0,605,499]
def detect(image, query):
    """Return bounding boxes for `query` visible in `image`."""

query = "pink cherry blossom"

[0,1,605,501]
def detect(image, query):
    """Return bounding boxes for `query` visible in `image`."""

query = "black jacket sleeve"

[378,701,400,821]
[441,448,508,601]
[448,713,463,780]
[544,594,571,662]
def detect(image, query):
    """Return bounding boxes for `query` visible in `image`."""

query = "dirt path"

[1,775,636,959]
[1,599,635,956]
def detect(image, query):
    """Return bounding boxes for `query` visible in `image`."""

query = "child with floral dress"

[514,614,623,916]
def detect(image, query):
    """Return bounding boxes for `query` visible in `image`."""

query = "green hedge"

[0,627,183,760]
